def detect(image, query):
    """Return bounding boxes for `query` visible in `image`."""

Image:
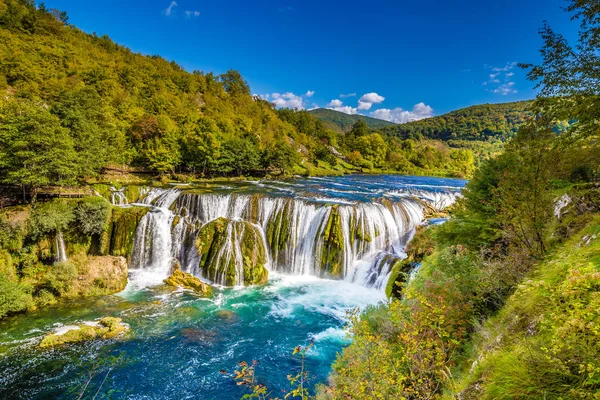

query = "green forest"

[0,0,523,198]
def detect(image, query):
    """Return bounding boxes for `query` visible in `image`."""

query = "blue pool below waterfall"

[0,175,467,400]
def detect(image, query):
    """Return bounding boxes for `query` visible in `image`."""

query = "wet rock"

[215,310,236,320]
[39,317,129,348]
[164,267,212,295]
[195,218,268,286]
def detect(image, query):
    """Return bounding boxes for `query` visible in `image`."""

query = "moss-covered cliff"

[195,217,268,286]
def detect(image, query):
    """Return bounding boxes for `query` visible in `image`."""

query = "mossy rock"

[164,267,212,295]
[109,206,149,258]
[265,198,292,254]
[67,256,128,298]
[319,205,345,279]
[195,218,268,286]
[38,317,129,348]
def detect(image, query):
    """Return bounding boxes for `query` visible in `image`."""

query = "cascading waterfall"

[54,231,67,263]
[129,189,181,287]
[128,185,459,290]
[110,187,129,206]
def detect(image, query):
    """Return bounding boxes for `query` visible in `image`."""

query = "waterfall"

[110,187,128,206]
[128,187,458,289]
[54,231,67,263]
[129,189,181,287]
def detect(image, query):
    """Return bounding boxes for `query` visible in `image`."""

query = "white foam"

[311,327,349,343]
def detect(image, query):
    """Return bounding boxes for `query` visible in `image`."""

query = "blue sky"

[42,0,578,121]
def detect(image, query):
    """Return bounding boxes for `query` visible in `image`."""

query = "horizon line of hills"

[0,0,533,187]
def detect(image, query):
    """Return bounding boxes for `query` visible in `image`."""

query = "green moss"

[384,258,413,298]
[320,205,345,278]
[109,206,149,258]
[265,199,292,254]
[164,267,212,295]
[195,218,268,286]
[38,317,129,348]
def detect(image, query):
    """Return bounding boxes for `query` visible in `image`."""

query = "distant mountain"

[307,108,397,133]
[381,101,534,142]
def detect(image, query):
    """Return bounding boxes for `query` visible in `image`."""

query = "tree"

[265,140,299,174]
[219,69,251,96]
[0,99,79,199]
[522,0,600,141]
[354,133,387,166]
[350,119,369,138]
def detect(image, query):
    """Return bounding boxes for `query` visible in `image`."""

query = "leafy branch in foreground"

[222,342,316,400]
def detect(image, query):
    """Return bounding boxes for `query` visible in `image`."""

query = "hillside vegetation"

[319,2,600,398]
[381,101,533,142]
[0,0,482,197]
[307,108,397,133]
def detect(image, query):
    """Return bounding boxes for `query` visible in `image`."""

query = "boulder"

[195,218,268,286]
[164,267,212,295]
[69,256,128,297]
[39,317,129,348]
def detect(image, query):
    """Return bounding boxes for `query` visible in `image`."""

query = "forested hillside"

[381,101,533,141]
[0,0,484,196]
[307,108,397,133]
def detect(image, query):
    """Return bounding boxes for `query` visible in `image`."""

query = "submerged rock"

[38,317,129,348]
[164,267,212,295]
[195,217,268,286]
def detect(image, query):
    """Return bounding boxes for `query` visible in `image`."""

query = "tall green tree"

[0,99,79,199]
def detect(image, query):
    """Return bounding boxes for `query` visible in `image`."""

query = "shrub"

[73,197,111,236]
[0,280,33,318]
[45,261,78,296]
[28,200,74,239]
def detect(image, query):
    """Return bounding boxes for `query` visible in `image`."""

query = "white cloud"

[271,92,304,109]
[359,92,385,104]
[164,1,177,16]
[261,91,314,109]
[327,99,343,107]
[371,102,434,124]
[357,101,373,110]
[355,92,385,111]
[485,62,518,95]
[330,106,358,115]
[185,10,200,18]
[492,61,517,72]
[339,93,356,98]
[492,82,517,95]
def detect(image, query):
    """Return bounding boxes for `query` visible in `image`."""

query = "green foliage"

[381,101,532,142]
[44,260,77,296]
[306,108,397,133]
[28,199,74,239]
[0,279,32,318]
[73,197,111,236]
[0,98,79,189]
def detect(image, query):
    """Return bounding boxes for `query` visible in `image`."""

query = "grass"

[450,217,600,399]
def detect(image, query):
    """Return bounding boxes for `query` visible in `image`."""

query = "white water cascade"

[128,187,458,290]
[54,231,68,263]
[110,187,129,206]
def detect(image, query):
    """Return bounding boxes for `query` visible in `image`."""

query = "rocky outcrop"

[68,256,128,298]
[164,267,212,295]
[109,206,149,258]
[319,205,345,279]
[38,317,129,348]
[195,217,268,286]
